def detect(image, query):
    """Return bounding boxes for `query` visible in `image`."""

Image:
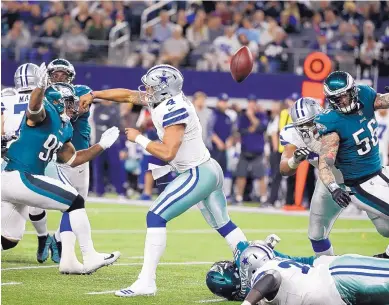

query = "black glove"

[385,86,389,92]
[231,290,246,301]
[1,135,17,155]
[293,147,311,163]
[328,183,352,208]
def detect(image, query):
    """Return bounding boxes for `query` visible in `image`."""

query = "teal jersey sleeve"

[74,85,92,97]
[314,109,339,136]
[274,250,316,266]
[356,84,377,118]
[71,85,92,150]
[234,241,250,268]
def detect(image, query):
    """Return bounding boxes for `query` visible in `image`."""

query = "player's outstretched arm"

[374,92,389,110]
[57,127,120,167]
[79,89,146,111]
[280,144,310,176]
[242,270,282,305]
[27,63,49,124]
[125,124,185,162]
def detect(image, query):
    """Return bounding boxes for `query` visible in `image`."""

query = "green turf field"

[1,202,386,305]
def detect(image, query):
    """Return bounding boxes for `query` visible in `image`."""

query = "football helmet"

[14,63,40,93]
[45,82,79,122]
[239,244,276,280]
[47,58,76,84]
[206,261,241,300]
[138,64,184,105]
[324,71,358,114]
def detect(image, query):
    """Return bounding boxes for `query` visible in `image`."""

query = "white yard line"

[23,228,377,235]
[86,290,117,295]
[196,299,226,303]
[125,256,144,259]
[2,261,214,271]
[1,282,22,286]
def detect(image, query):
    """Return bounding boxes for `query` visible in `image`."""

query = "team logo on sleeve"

[315,123,327,132]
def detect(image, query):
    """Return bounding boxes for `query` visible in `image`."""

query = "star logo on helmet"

[157,70,172,86]
[242,257,249,265]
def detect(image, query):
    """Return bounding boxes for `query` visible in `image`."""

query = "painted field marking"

[196,299,226,303]
[1,282,22,286]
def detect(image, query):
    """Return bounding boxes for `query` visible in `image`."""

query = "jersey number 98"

[39,134,63,162]
[352,118,378,156]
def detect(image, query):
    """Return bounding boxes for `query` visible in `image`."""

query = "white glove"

[98,126,120,149]
[37,62,48,89]
[264,234,281,249]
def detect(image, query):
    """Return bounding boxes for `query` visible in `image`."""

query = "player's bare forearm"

[242,271,281,305]
[145,141,181,162]
[93,89,146,105]
[318,132,340,187]
[374,93,389,110]
[27,87,46,123]
[57,142,104,167]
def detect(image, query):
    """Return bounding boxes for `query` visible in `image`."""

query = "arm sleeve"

[273,250,316,266]
[162,106,189,128]
[358,84,377,116]
[245,270,282,304]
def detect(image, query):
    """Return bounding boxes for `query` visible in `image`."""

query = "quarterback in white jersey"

[79,64,247,297]
[376,109,389,166]
[279,98,389,257]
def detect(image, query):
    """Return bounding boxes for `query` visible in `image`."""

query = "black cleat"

[37,234,51,263]
[373,252,389,259]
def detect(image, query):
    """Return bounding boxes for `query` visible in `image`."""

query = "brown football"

[230,46,254,83]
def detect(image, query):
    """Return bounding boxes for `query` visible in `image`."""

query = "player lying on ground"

[1,63,120,274]
[207,236,389,305]
[79,64,247,297]
[315,71,389,258]
[280,97,389,257]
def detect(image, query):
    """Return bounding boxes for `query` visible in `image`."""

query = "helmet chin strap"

[60,113,70,123]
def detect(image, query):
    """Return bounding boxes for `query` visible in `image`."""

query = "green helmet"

[324,71,358,114]
[205,261,241,300]
[45,83,79,121]
[47,58,76,84]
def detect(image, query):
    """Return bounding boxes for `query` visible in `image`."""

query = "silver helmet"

[47,58,76,84]
[139,64,184,104]
[14,63,40,93]
[239,244,275,281]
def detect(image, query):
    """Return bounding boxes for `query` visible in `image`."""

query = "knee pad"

[66,195,85,213]
[29,210,46,221]
[1,236,18,250]
[146,211,167,228]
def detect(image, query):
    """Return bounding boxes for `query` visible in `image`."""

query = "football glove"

[328,183,353,208]
[385,86,389,92]
[264,234,281,249]
[98,126,120,149]
[37,62,48,89]
[1,134,17,155]
[293,147,311,163]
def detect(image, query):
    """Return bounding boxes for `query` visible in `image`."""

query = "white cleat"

[59,259,85,275]
[83,251,121,275]
[115,279,157,297]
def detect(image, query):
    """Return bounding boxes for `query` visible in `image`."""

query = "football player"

[280,97,389,257]
[315,71,389,258]
[375,107,389,166]
[1,64,120,274]
[79,64,247,297]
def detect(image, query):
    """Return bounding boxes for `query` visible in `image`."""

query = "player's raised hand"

[293,147,311,163]
[125,128,141,142]
[37,62,48,89]
[79,92,94,112]
[98,126,120,149]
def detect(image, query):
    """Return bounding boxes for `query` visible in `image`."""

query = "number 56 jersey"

[5,100,73,175]
[251,258,346,305]
[315,85,381,183]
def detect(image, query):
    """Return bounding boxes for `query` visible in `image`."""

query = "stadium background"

[2,1,389,304]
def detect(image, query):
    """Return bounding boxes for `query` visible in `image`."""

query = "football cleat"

[50,236,61,264]
[115,279,157,297]
[59,260,85,275]
[36,234,52,263]
[373,252,389,259]
[83,251,121,275]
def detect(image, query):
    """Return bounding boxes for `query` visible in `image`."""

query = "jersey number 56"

[352,118,378,156]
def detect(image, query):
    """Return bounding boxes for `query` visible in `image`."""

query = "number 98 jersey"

[5,100,73,175]
[251,258,345,305]
[315,85,381,183]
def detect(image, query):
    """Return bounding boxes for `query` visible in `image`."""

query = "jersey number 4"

[352,118,378,156]
[39,134,63,162]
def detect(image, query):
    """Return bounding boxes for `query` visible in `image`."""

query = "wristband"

[287,157,299,169]
[328,182,340,193]
[135,134,151,149]
[90,91,95,100]
[66,152,77,166]
[242,301,252,305]
[28,104,44,115]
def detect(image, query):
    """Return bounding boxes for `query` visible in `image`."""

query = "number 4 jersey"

[5,100,73,175]
[315,84,381,184]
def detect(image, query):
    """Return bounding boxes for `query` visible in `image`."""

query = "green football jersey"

[72,85,92,151]
[5,101,73,175]
[315,84,381,183]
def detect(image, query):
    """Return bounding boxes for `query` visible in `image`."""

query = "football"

[230,46,254,83]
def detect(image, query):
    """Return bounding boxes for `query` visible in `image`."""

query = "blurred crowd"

[2,1,389,75]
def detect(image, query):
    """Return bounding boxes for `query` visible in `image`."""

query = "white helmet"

[138,64,184,104]
[14,63,40,93]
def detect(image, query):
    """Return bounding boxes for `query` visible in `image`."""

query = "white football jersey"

[149,92,210,172]
[2,89,30,144]
[375,111,389,166]
[280,124,344,184]
[251,258,346,305]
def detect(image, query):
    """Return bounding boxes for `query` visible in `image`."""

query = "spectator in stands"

[369,1,383,29]
[214,2,232,25]
[310,31,335,53]
[193,91,212,148]
[359,36,381,77]
[157,25,189,68]
[252,10,269,38]
[210,93,233,176]
[362,20,376,43]
[237,18,260,43]
[24,4,45,32]
[320,8,340,42]
[153,9,175,42]
[234,95,269,205]
[338,22,360,51]
[176,9,189,36]
[85,10,110,40]
[207,12,224,42]
[279,10,300,34]
[264,1,283,19]
[263,29,288,73]
[127,25,160,68]
[231,11,244,30]
[61,13,78,34]
[56,24,89,61]
[47,2,66,28]
[74,2,92,30]
[186,14,209,49]
[341,1,364,29]
[30,18,60,62]
[92,100,127,199]
[2,20,31,61]
[259,18,279,46]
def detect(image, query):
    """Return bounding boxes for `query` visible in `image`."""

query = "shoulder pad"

[314,110,339,135]
[279,124,303,147]
[1,88,18,97]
